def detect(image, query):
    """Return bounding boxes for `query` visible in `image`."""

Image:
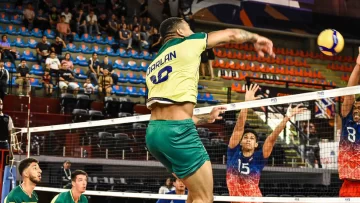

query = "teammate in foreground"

[5,158,42,203]
[226,84,306,201]
[51,170,88,203]
[146,17,275,203]
[338,47,360,197]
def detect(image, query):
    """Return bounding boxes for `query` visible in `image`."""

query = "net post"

[26,87,31,158]
[106,149,108,159]
[122,149,125,160]
[63,146,66,157]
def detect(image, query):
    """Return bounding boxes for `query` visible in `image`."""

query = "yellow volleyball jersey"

[146,32,207,109]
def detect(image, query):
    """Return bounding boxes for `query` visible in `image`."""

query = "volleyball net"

[11,85,360,202]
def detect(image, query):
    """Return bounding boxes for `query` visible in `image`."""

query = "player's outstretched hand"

[356,47,360,65]
[245,84,262,101]
[253,35,275,58]
[286,104,307,118]
[208,106,227,123]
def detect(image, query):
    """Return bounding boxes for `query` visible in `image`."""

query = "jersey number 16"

[238,159,250,175]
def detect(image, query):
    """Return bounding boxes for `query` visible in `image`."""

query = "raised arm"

[342,47,360,117]
[263,104,307,158]
[207,29,275,57]
[229,84,261,149]
[192,106,227,125]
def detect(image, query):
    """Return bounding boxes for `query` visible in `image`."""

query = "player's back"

[146,33,207,109]
[5,185,38,203]
[339,109,360,180]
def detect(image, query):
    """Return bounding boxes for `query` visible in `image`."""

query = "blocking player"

[5,158,42,203]
[146,17,275,203]
[51,170,88,203]
[338,47,360,197]
[226,84,305,201]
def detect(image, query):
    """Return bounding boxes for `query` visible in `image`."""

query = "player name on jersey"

[147,51,177,76]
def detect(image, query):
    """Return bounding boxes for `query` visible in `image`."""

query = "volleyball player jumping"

[338,47,360,197]
[146,17,275,203]
[226,84,306,202]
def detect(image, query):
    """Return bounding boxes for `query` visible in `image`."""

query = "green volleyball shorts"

[146,119,210,179]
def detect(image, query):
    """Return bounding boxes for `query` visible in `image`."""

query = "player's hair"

[71,170,88,182]
[356,97,360,102]
[159,17,184,39]
[18,158,39,176]
[242,128,258,142]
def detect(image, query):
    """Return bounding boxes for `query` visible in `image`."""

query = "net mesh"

[10,86,360,202]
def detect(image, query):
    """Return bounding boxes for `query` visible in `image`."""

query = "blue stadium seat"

[13,37,28,48]
[113,59,125,70]
[4,3,14,13]
[31,28,43,38]
[203,93,219,104]
[10,15,22,25]
[126,86,140,97]
[197,93,206,103]
[126,72,140,84]
[104,36,115,45]
[19,27,31,36]
[80,43,92,54]
[6,25,18,35]
[94,35,106,44]
[92,45,105,55]
[138,87,146,96]
[21,50,37,61]
[4,62,16,73]
[74,67,87,79]
[80,33,94,43]
[67,43,81,53]
[104,46,118,57]
[14,5,23,14]
[0,13,9,24]
[140,51,151,61]
[76,55,88,66]
[29,78,42,88]
[73,33,81,42]
[0,26,5,34]
[8,77,16,86]
[113,85,126,96]
[69,56,77,65]
[128,49,141,59]
[139,62,148,72]
[44,29,56,39]
[30,64,44,76]
[126,61,137,71]
[138,73,146,84]
[28,38,37,48]
[117,72,128,83]
[118,48,130,58]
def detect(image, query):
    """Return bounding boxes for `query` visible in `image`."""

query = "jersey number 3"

[150,66,172,84]
[347,127,356,143]
[238,159,250,175]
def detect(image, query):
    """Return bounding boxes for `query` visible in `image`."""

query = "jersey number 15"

[150,66,172,84]
[238,159,250,175]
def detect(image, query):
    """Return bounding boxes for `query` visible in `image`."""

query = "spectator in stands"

[139,0,149,20]
[84,78,96,95]
[113,0,127,18]
[42,70,53,96]
[36,35,50,65]
[76,9,88,34]
[87,10,101,35]
[0,60,9,100]
[61,53,74,71]
[0,35,16,67]
[98,69,113,97]
[87,53,100,85]
[0,98,14,150]
[108,14,118,37]
[45,51,61,79]
[57,16,71,41]
[132,26,147,51]
[157,179,187,203]
[119,15,126,27]
[159,0,171,20]
[98,14,108,34]
[200,49,215,80]
[59,64,79,95]
[61,7,72,24]
[58,160,72,188]
[15,59,30,96]
[305,122,322,168]
[23,3,35,31]
[51,37,67,60]
[148,27,161,53]
[35,9,49,31]
[119,23,132,49]
[158,177,174,194]
[130,16,140,31]
[142,17,153,39]
[49,6,60,28]
[99,56,118,85]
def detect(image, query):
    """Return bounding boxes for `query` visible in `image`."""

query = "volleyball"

[317,29,344,56]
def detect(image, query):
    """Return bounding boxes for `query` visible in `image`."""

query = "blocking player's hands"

[245,84,262,101]
[286,104,307,118]
[208,106,227,123]
[253,35,275,58]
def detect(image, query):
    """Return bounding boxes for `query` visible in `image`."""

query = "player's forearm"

[271,116,291,139]
[233,109,248,133]
[192,115,211,125]
[227,29,258,44]
[348,64,360,87]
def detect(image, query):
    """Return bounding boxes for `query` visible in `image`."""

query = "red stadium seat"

[276,66,285,75]
[295,67,304,77]
[303,69,313,78]
[225,60,236,69]
[285,67,295,76]
[236,62,245,70]
[213,59,225,69]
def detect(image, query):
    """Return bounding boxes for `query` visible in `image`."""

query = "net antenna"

[9,129,22,178]
[26,85,31,158]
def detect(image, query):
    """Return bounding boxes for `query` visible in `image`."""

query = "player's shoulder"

[185,32,207,40]
[5,186,21,202]
[80,194,88,203]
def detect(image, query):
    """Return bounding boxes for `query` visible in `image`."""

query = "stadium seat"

[231,83,244,93]
[76,55,88,66]
[80,33,93,43]
[92,45,105,55]
[80,43,91,54]
[104,46,118,57]
[126,61,137,71]
[126,72,141,84]
[29,78,42,88]
[21,50,37,61]
[8,77,16,86]
[138,73,146,84]
[114,59,125,70]
[6,25,18,35]
[30,64,44,76]
[94,35,106,44]
[73,67,87,79]
[128,49,141,59]
[28,38,37,49]
[19,27,31,36]
[0,13,9,24]
[10,15,22,25]
[119,48,130,58]
[138,87,146,96]
[67,43,81,53]
[117,72,128,83]
[126,87,140,97]
[139,50,150,60]
[105,36,115,45]
[139,62,148,72]
[14,5,23,14]
[113,85,126,96]
[44,29,56,39]
[0,26,5,34]
[4,3,14,13]
[197,93,206,103]
[31,28,43,38]
[13,37,28,48]
[4,62,16,73]
[295,67,303,77]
